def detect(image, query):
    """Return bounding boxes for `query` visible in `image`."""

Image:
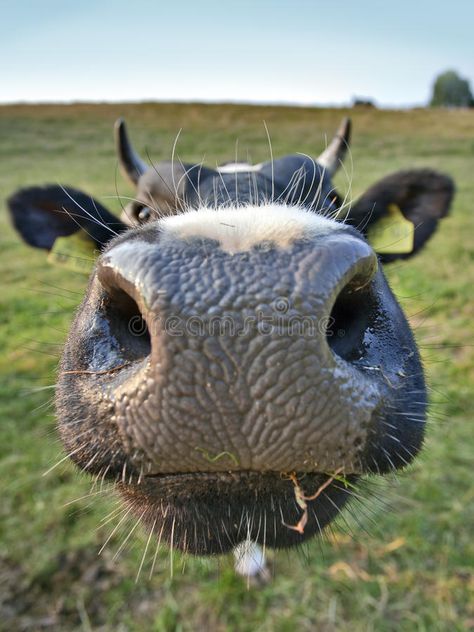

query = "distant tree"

[352,97,376,108]
[430,70,474,107]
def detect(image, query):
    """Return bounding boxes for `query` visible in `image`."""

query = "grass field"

[0,103,473,631]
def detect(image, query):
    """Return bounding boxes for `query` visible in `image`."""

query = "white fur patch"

[160,204,339,254]
[217,162,263,173]
[233,541,269,581]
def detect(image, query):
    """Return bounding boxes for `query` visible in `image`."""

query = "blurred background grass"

[0,103,473,631]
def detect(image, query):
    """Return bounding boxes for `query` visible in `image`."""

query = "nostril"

[99,270,151,362]
[326,262,378,364]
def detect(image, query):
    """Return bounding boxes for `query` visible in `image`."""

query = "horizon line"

[0,97,428,111]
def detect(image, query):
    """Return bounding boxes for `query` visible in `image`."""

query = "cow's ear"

[7,184,127,250]
[346,169,454,263]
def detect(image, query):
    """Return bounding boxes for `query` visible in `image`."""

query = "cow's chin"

[116,470,356,555]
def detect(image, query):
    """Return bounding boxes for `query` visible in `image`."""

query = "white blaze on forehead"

[216,162,263,173]
[160,204,340,254]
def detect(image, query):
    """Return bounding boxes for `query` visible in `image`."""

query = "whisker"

[113,509,146,561]
[42,444,87,477]
[98,506,134,555]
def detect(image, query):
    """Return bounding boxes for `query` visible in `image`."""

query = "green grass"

[0,103,473,631]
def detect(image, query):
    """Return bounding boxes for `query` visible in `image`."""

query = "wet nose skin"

[93,227,390,476]
[98,230,378,347]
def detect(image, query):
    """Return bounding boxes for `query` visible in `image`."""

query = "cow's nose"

[92,233,383,474]
[95,234,379,367]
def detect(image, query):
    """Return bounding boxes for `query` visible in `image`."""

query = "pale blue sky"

[1,0,472,107]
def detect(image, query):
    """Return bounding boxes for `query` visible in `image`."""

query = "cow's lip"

[118,469,353,517]
[133,469,354,500]
[115,470,338,493]
[116,469,357,554]
[140,469,338,480]
[132,469,348,488]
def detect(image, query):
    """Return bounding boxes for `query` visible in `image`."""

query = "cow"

[7,117,454,582]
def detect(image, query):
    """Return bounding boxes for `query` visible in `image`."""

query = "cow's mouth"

[117,470,356,555]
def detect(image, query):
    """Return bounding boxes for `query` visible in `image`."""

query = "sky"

[1,0,473,107]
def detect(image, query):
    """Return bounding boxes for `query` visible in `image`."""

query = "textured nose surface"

[97,233,378,344]
[95,230,382,474]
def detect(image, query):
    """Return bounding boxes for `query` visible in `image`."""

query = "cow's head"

[8,119,454,557]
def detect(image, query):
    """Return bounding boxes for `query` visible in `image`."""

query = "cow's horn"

[317,117,351,176]
[114,118,148,185]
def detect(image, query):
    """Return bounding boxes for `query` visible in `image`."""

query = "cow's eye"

[138,207,151,223]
